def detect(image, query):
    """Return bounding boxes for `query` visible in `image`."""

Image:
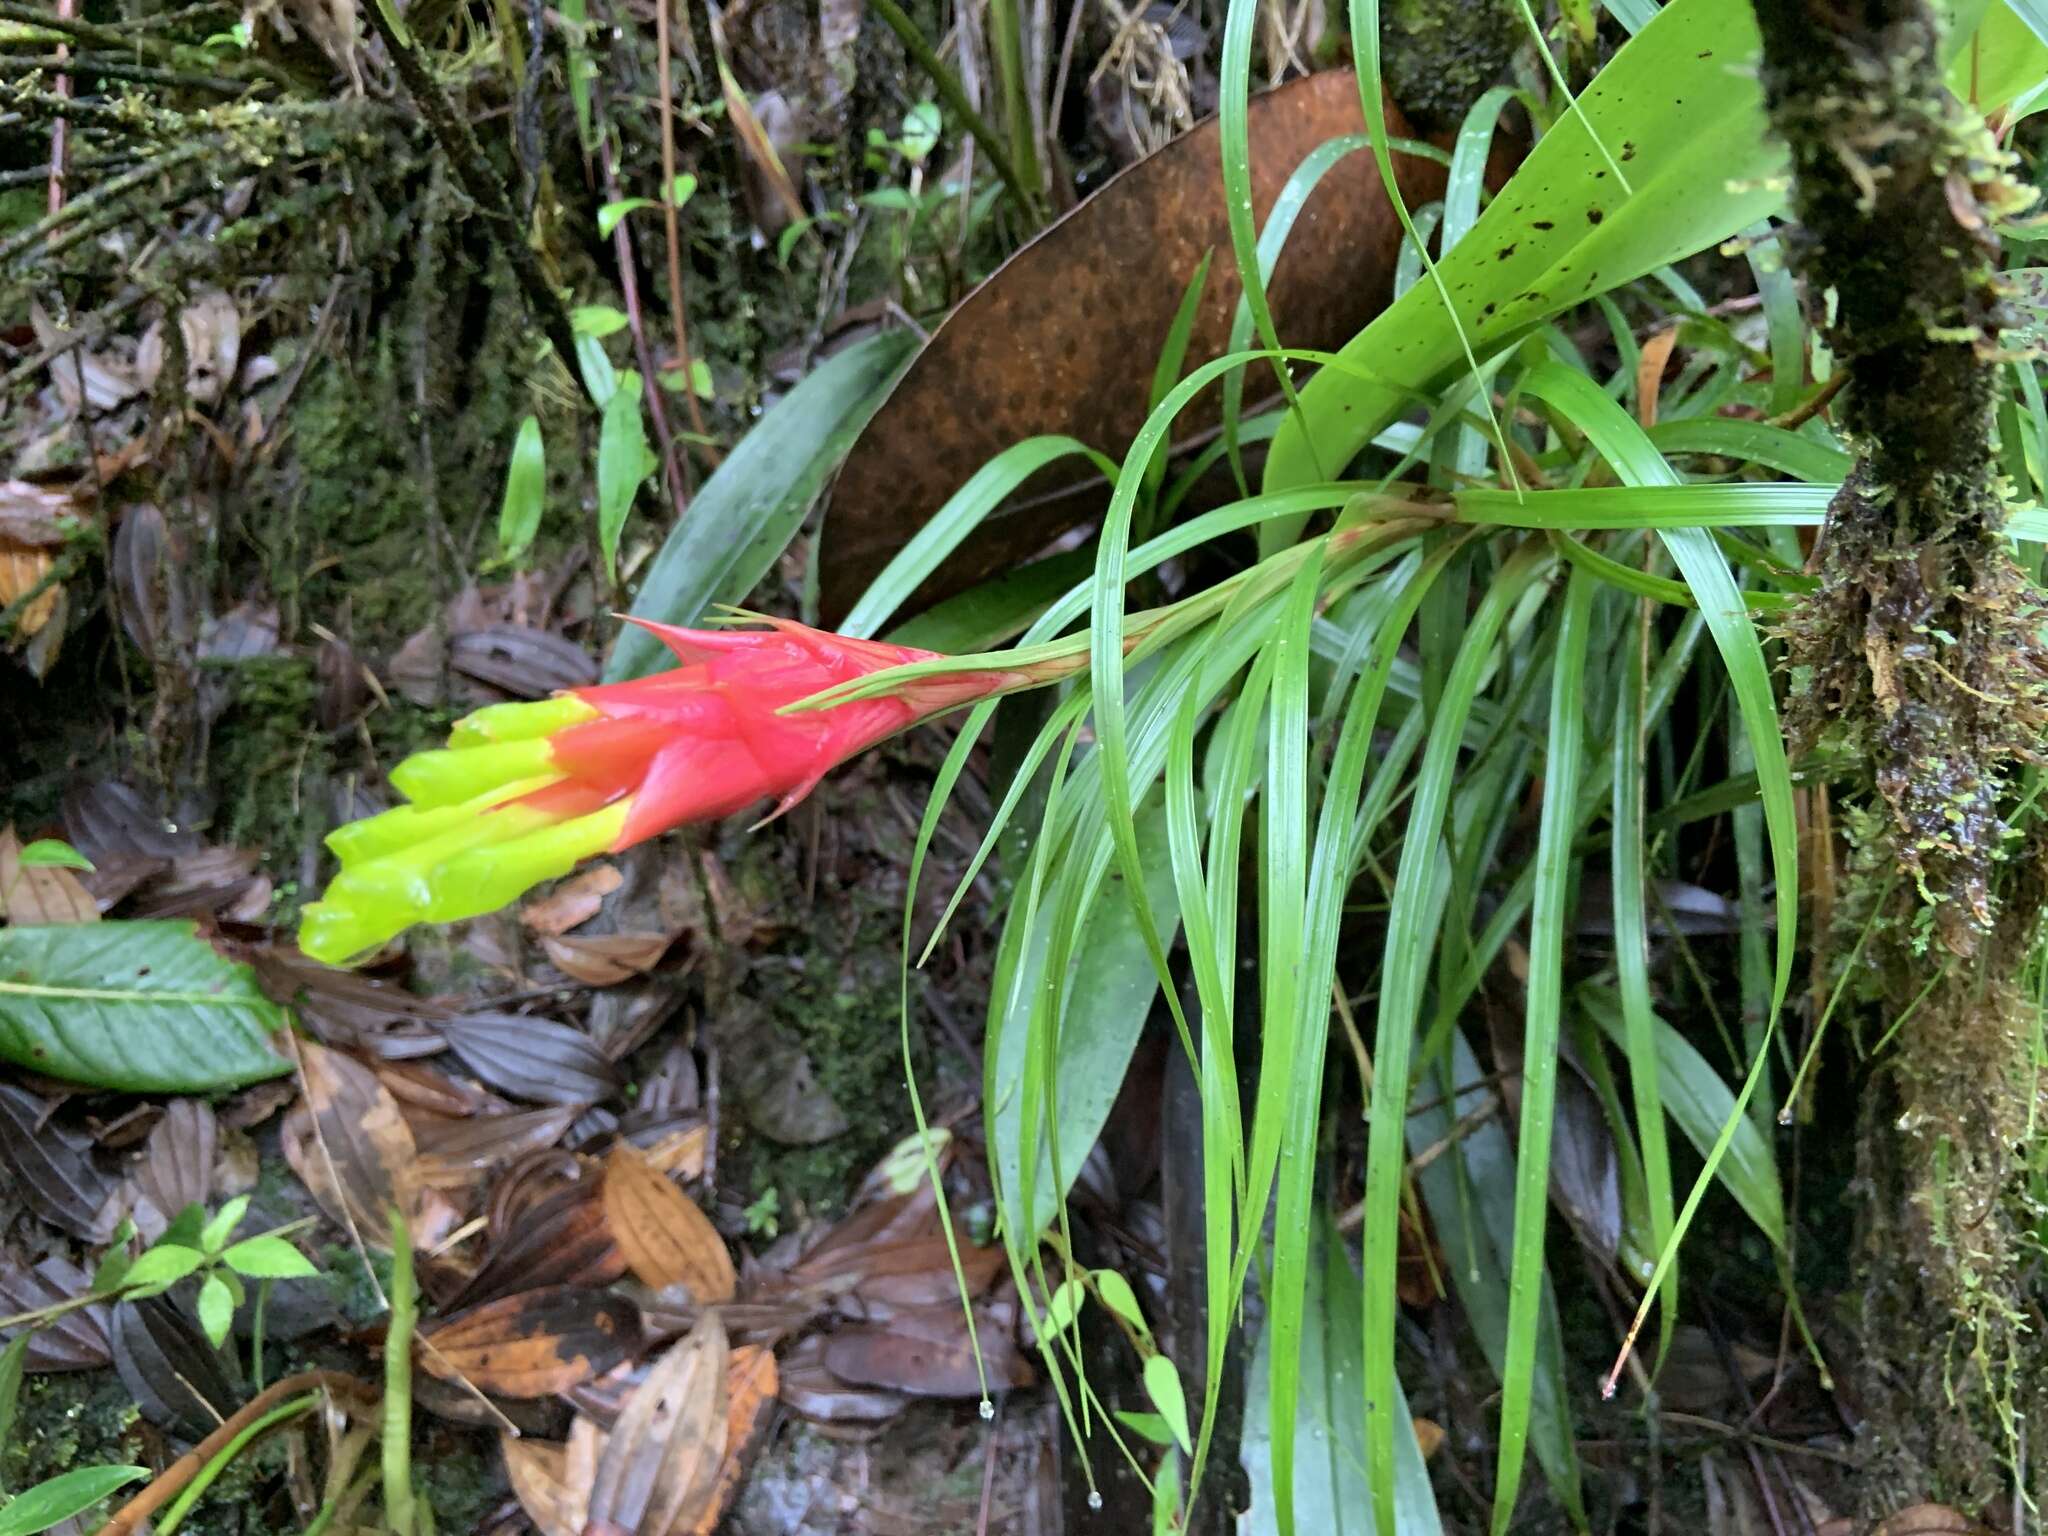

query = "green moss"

[2,1372,142,1495]
[1377,0,1519,132]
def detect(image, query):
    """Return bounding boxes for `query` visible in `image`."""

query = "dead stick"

[94,1370,374,1536]
[358,0,586,404]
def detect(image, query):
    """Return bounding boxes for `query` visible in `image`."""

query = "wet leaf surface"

[437,1011,623,1105]
[417,1286,641,1398]
[412,1104,589,1190]
[601,1143,735,1304]
[818,69,1447,624]
[541,931,676,987]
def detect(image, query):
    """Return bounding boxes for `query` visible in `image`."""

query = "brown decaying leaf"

[131,1098,218,1242]
[0,480,80,546]
[0,1254,112,1371]
[0,825,97,925]
[0,538,61,647]
[453,1182,626,1310]
[436,1011,623,1105]
[587,1317,729,1536]
[542,931,675,986]
[416,1287,641,1398]
[776,1333,907,1425]
[0,1085,120,1242]
[280,1039,421,1251]
[686,1345,778,1536]
[601,1144,735,1304]
[379,1058,498,1118]
[111,1295,243,1436]
[822,1297,1036,1398]
[818,69,1449,624]
[411,1104,587,1192]
[523,863,624,937]
[502,1435,592,1536]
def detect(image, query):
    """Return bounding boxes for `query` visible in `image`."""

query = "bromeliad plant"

[297,0,2048,1528]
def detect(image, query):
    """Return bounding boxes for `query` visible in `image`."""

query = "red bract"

[296,618,1019,964]
[555,618,1017,844]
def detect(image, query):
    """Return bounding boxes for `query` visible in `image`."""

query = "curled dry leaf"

[522,864,625,937]
[542,931,676,987]
[450,626,597,698]
[0,825,98,925]
[453,1182,626,1311]
[822,1293,1036,1398]
[412,1104,588,1191]
[0,480,79,547]
[437,1011,623,1105]
[587,1317,729,1536]
[777,1333,906,1425]
[602,1143,735,1304]
[417,1286,641,1398]
[280,1038,421,1251]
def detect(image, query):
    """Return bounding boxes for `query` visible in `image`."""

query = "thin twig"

[868,0,1040,220]
[0,138,213,265]
[94,1372,374,1536]
[655,0,713,469]
[357,0,586,400]
[47,0,71,216]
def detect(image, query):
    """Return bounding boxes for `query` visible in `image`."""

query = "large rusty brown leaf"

[280,1038,420,1250]
[822,1298,1036,1398]
[817,69,1448,624]
[586,1317,729,1536]
[416,1286,640,1398]
[601,1143,735,1303]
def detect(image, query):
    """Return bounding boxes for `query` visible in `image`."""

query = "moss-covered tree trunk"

[1751,0,2048,1509]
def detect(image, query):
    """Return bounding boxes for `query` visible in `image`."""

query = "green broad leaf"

[199,1197,250,1254]
[899,100,941,162]
[1093,1269,1148,1336]
[596,197,657,237]
[17,840,91,872]
[608,329,917,682]
[1264,0,1784,507]
[575,335,619,408]
[197,1274,233,1349]
[158,1203,207,1251]
[1153,1446,1183,1535]
[497,416,547,561]
[657,360,715,400]
[220,1235,320,1280]
[570,305,630,338]
[667,172,697,207]
[987,803,1181,1240]
[1241,1221,1442,1535]
[1947,2,2048,114]
[1115,1408,1175,1446]
[0,1465,149,1536]
[861,187,920,213]
[597,369,659,584]
[119,1244,204,1296]
[1580,986,1785,1246]
[90,1246,133,1297]
[0,1333,28,1494]
[1040,1276,1085,1337]
[0,922,292,1093]
[1142,1354,1193,1455]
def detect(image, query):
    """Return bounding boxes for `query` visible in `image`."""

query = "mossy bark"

[1752,0,2048,1508]
[1376,0,1519,133]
